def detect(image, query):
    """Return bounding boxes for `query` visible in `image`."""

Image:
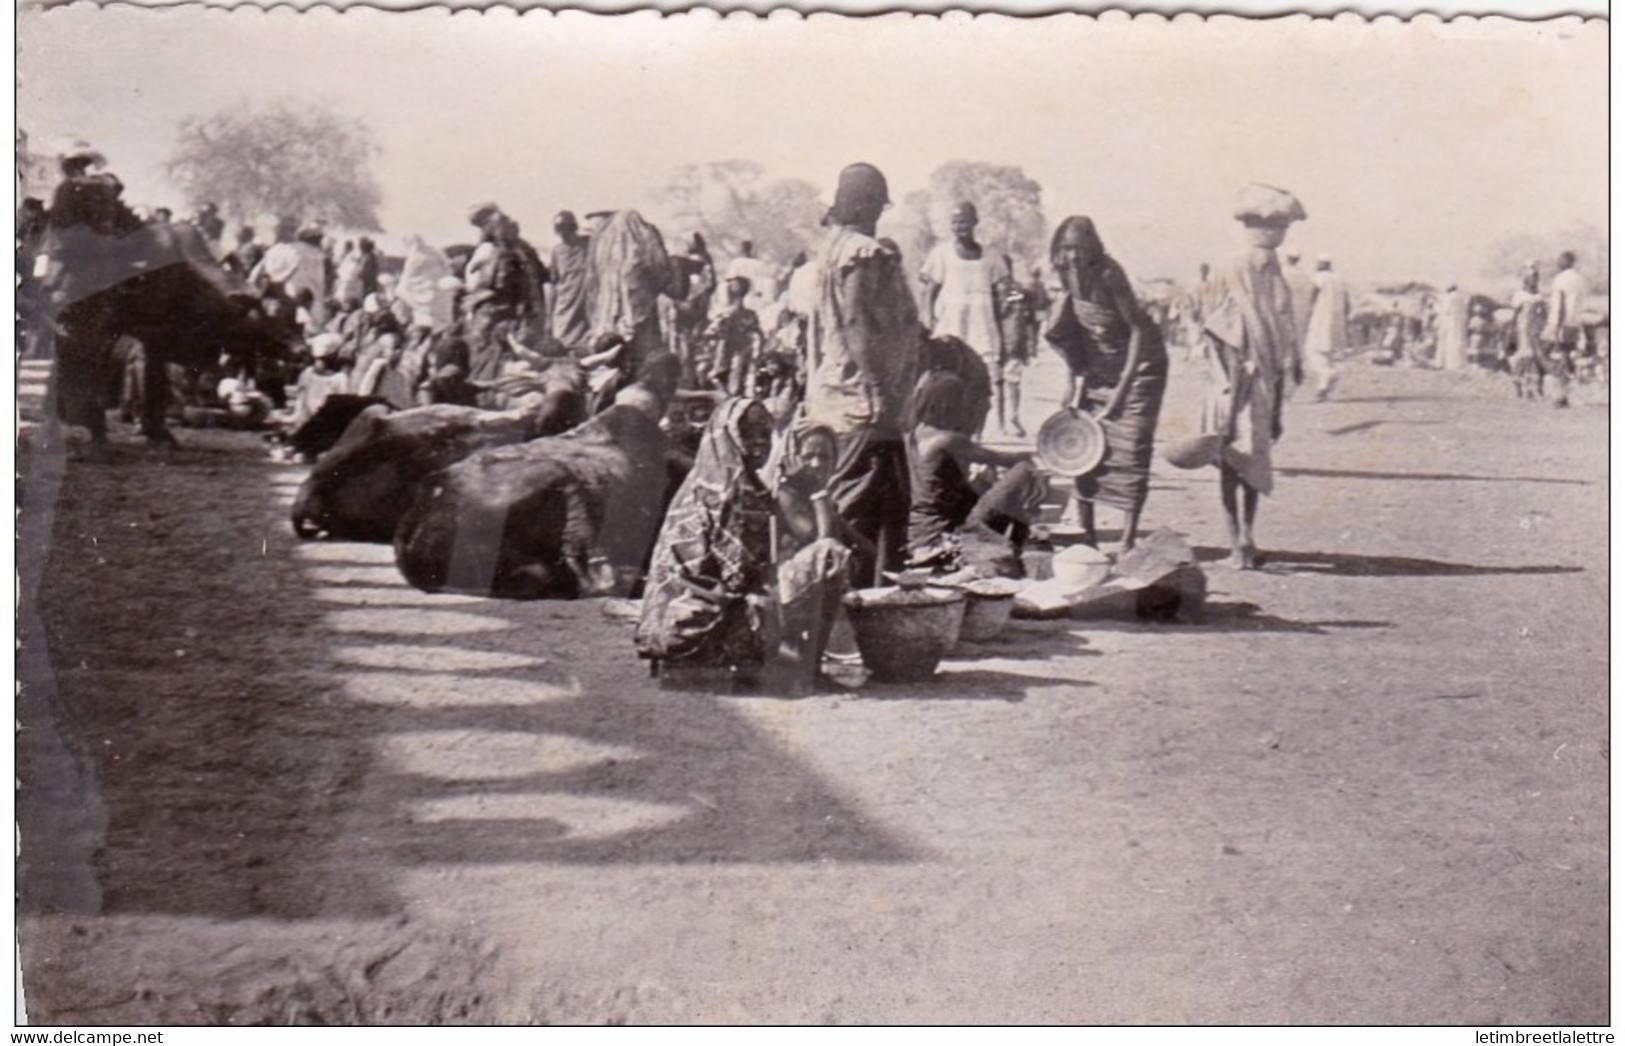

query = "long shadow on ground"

[1277,466,1592,486]
[1192,546,1584,578]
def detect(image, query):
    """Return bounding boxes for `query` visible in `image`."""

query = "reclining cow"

[40,217,292,447]
[394,388,674,600]
[289,359,591,542]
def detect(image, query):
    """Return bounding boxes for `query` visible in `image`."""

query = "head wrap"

[309,333,343,359]
[1232,183,1308,226]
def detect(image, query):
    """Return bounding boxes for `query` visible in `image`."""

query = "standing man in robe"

[1302,255,1350,401]
[804,162,922,587]
[1436,284,1469,372]
[1281,250,1315,379]
[1199,183,1306,570]
[547,210,594,356]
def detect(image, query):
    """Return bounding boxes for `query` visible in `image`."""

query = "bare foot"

[1227,544,1259,570]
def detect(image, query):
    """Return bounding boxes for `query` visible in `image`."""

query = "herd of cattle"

[292,384,681,601]
[38,225,702,602]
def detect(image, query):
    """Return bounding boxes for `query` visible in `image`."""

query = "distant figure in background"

[251,219,329,327]
[1508,262,1545,398]
[994,264,1046,437]
[356,237,381,299]
[1178,263,1212,360]
[1043,215,1169,553]
[724,240,778,315]
[1281,250,1315,358]
[1302,255,1350,401]
[1199,183,1306,570]
[587,209,680,391]
[1540,250,1588,408]
[333,240,366,304]
[921,202,1006,436]
[464,202,549,398]
[703,276,764,395]
[221,226,263,280]
[397,236,456,331]
[548,210,594,355]
[193,202,224,253]
[1436,284,1469,371]
[1466,300,1490,366]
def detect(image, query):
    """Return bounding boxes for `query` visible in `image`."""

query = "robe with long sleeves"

[1200,249,1297,495]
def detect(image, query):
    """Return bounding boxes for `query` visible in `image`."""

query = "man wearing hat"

[803,162,922,586]
[1198,182,1306,570]
[1302,255,1349,401]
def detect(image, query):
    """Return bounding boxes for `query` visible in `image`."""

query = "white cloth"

[1436,289,1469,371]
[398,237,456,330]
[1303,270,1350,383]
[1281,260,1316,350]
[252,241,328,326]
[921,242,1005,361]
[1545,268,1589,337]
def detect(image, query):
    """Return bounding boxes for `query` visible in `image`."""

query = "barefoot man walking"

[1199,183,1306,570]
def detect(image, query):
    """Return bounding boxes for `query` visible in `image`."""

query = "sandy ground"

[14,352,1609,1025]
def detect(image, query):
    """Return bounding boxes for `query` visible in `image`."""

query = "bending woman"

[1043,216,1169,552]
[635,398,778,687]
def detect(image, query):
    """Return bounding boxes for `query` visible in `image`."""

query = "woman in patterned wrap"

[635,398,777,687]
[1042,216,1169,553]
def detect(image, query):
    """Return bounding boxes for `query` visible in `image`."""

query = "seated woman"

[905,371,1048,576]
[767,420,852,692]
[635,398,778,689]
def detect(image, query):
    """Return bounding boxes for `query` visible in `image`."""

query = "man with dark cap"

[548,210,594,354]
[804,162,922,586]
[1198,182,1306,570]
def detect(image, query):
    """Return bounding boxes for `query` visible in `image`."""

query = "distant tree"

[165,98,383,230]
[925,160,1047,273]
[878,188,937,310]
[1486,223,1609,293]
[750,177,826,263]
[649,161,825,265]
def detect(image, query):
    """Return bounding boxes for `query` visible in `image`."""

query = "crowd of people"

[19,141,1605,689]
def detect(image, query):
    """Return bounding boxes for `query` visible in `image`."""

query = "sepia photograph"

[13,0,1610,1029]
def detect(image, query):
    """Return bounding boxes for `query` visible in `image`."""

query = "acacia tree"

[165,98,383,229]
[649,161,825,264]
[926,160,1047,272]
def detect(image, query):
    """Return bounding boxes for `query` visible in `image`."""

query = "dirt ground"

[14,352,1609,1025]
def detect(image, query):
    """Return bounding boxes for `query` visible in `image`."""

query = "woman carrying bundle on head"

[1042,215,1169,553]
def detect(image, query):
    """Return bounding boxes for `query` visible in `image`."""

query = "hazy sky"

[18,6,1606,289]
